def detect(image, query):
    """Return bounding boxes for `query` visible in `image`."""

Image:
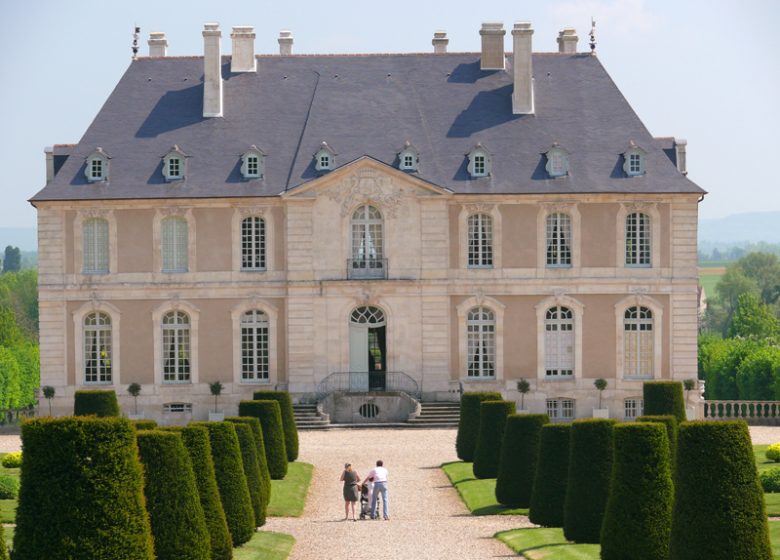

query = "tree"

[0,348,22,408]
[209,381,223,413]
[728,293,780,340]
[715,267,759,334]
[735,252,780,306]
[594,378,607,408]
[127,383,141,415]
[2,247,20,273]
[42,386,55,415]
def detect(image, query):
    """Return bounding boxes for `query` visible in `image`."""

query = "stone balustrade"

[704,400,780,425]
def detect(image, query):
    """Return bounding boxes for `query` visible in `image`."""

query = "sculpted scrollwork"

[158,207,191,218]
[326,167,406,218]
[622,201,656,215]
[236,206,267,218]
[78,208,110,220]
[463,203,495,214]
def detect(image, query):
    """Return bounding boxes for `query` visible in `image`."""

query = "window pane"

[626,213,651,266]
[545,306,574,377]
[83,218,109,273]
[467,306,495,377]
[241,217,266,270]
[546,213,571,267]
[351,205,383,263]
[467,214,492,267]
[241,310,269,381]
[162,217,188,272]
[84,312,112,383]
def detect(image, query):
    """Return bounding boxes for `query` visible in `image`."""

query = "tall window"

[241,217,266,270]
[468,214,493,267]
[84,312,112,383]
[546,398,575,420]
[625,212,651,266]
[351,205,383,262]
[545,306,574,378]
[161,216,188,272]
[83,218,109,273]
[624,306,653,378]
[162,311,190,382]
[546,213,571,267]
[241,310,269,381]
[467,306,495,377]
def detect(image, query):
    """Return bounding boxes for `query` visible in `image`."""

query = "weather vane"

[132,25,140,59]
[589,18,597,54]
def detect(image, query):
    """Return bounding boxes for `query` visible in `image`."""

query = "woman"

[339,463,361,520]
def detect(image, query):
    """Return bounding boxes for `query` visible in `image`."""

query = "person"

[366,459,389,520]
[340,463,361,520]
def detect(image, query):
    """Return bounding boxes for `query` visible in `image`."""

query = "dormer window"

[467,143,492,178]
[544,143,570,178]
[623,141,647,177]
[162,145,188,182]
[84,148,110,183]
[314,142,336,172]
[241,146,265,180]
[397,141,419,171]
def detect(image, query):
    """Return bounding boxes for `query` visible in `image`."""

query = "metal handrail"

[347,258,387,280]
[316,371,420,401]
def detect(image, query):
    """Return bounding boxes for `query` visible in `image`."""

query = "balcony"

[347,258,387,280]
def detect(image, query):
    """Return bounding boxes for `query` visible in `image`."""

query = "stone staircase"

[293,403,330,430]
[406,401,461,428]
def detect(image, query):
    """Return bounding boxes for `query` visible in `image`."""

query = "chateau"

[31,22,704,423]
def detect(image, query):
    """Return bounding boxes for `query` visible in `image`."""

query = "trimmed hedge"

[456,391,502,462]
[226,416,271,509]
[637,415,678,468]
[136,430,210,560]
[238,400,288,479]
[766,443,780,462]
[495,414,550,507]
[167,425,232,560]
[73,389,120,417]
[0,475,19,499]
[670,421,772,560]
[643,381,686,424]
[1,451,22,468]
[13,417,154,560]
[563,418,616,544]
[473,400,516,479]
[194,421,256,546]
[252,391,299,462]
[130,419,158,430]
[0,524,8,560]
[759,467,780,492]
[600,423,673,560]
[529,424,571,527]
[232,422,266,527]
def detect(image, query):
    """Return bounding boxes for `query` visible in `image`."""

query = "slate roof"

[31,52,704,202]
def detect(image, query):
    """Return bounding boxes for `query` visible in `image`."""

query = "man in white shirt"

[367,459,389,520]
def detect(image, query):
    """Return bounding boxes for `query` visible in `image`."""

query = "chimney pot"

[674,138,688,175]
[44,146,54,183]
[511,22,534,114]
[148,32,168,57]
[202,23,223,118]
[479,22,506,70]
[557,27,578,54]
[432,31,449,54]
[278,30,294,55]
[231,26,256,72]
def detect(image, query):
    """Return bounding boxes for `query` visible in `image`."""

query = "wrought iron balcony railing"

[316,371,420,401]
[347,258,387,280]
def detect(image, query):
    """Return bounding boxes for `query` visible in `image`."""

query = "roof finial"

[132,25,140,59]
[589,17,596,54]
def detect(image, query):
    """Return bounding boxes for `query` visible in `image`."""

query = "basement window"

[163,402,192,414]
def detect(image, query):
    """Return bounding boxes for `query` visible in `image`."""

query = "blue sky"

[1,0,778,227]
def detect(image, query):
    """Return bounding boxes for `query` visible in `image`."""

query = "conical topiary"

[456,392,502,462]
[231,422,266,527]
[495,413,550,507]
[670,421,772,560]
[529,424,571,527]
[0,523,9,560]
[73,389,120,417]
[473,400,516,479]
[600,423,673,560]
[252,391,299,462]
[637,414,678,469]
[226,416,271,510]
[238,400,288,479]
[643,381,686,424]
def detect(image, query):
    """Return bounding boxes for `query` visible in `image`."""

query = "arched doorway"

[349,306,386,391]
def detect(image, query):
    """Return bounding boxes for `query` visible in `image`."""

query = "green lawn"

[441,462,528,516]
[0,453,20,524]
[267,462,314,518]
[234,530,295,560]
[496,528,599,559]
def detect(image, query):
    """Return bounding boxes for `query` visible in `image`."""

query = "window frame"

[467,213,493,268]
[466,145,492,178]
[616,203,661,271]
[615,295,663,381]
[240,146,265,179]
[457,296,505,382]
[81,217,110,274]
[624,212,652,267]
[314,142,336,171]
[622,144,647,177]
[535,295,583,381]
[545,212,572,268]
[84,148,110,183]
[350,204,384,263]
[162,146,187,182]
[82,311,113,384]
[73,301,121,387]
[231,300,278,386]
[160,216,189,273]
[624,398,644,420]
[459,204,502,271]
[543,306,574,379]
[154,209,196,274]
[544,144,570,178]
[546,398,576,421]
[240,216,266,271]
[153,301,199,386]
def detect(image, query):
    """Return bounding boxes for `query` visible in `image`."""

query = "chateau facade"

[32,22,704,423]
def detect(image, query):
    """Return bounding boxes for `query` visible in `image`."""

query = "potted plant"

[683,378,697,420]
[127,383,143,419]
[516,379,531,413]
[208,381,225,421]
[593,378,609,418]
[42,385,55,416]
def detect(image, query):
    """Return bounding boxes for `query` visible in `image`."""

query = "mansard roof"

[31,52,704,202]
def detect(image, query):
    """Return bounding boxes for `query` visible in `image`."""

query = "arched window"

[84,312,112,383]
[82,218,109,274]
[625,212,651,266]
[546,213,571,267]
[161,216,188,272]
[162,311,190,382]
[467,214,493,268]
[350,205,384,277]
[350,306,385,325]
[624,306,653,378]
[241,217,266,270]
[241,310,269,381]
[545,306,574,378]
[467,306,495,377]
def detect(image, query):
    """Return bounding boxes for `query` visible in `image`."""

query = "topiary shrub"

[252,391,298,462]
[495,413,550,507]
[0,475,19,499]
[226,416,271,511]
[670,421,772,560]
[529,424,571,527]
[1,451,22,468]
[766,443,780,462]
[637,414,678,468]
[130,419,158,430]
[473,400,516,479]
[166,425,232,560]
[0,523,8,560]
[759,467,780,492]
[194,421,256,546]
[231,422,266,528]
[600,423,673,560]
[563,418,616,544]
[238,400,288,479]
[13,417,154,560]
[643,381,686,424]
[136,430,210,560]
[456,391,502,462]
[73,389,120,417]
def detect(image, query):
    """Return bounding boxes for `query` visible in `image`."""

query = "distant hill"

[0,228,36,251]
[699,212,780,244]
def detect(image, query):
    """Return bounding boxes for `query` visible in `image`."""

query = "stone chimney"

[557,28,578,54]
[675,138,688,175]
[278,30,293,55]
[479,22,505,70]
[231,26,256,72]
[432,31,449,54]
[148,32,168,57]
[44,147,54,183]
[511,22,534,114]
[202,23,223,118]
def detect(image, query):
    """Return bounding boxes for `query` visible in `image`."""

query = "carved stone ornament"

[158,207,190,218]
[90,292,100,310]
[623,202,656,214]
[474,289,485,306]
[78,208,110,220]
[326,167,405,218]
[629,286,650,296]
[463,203,495,215]
[237,206,267,218]
[540,201,577,215]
